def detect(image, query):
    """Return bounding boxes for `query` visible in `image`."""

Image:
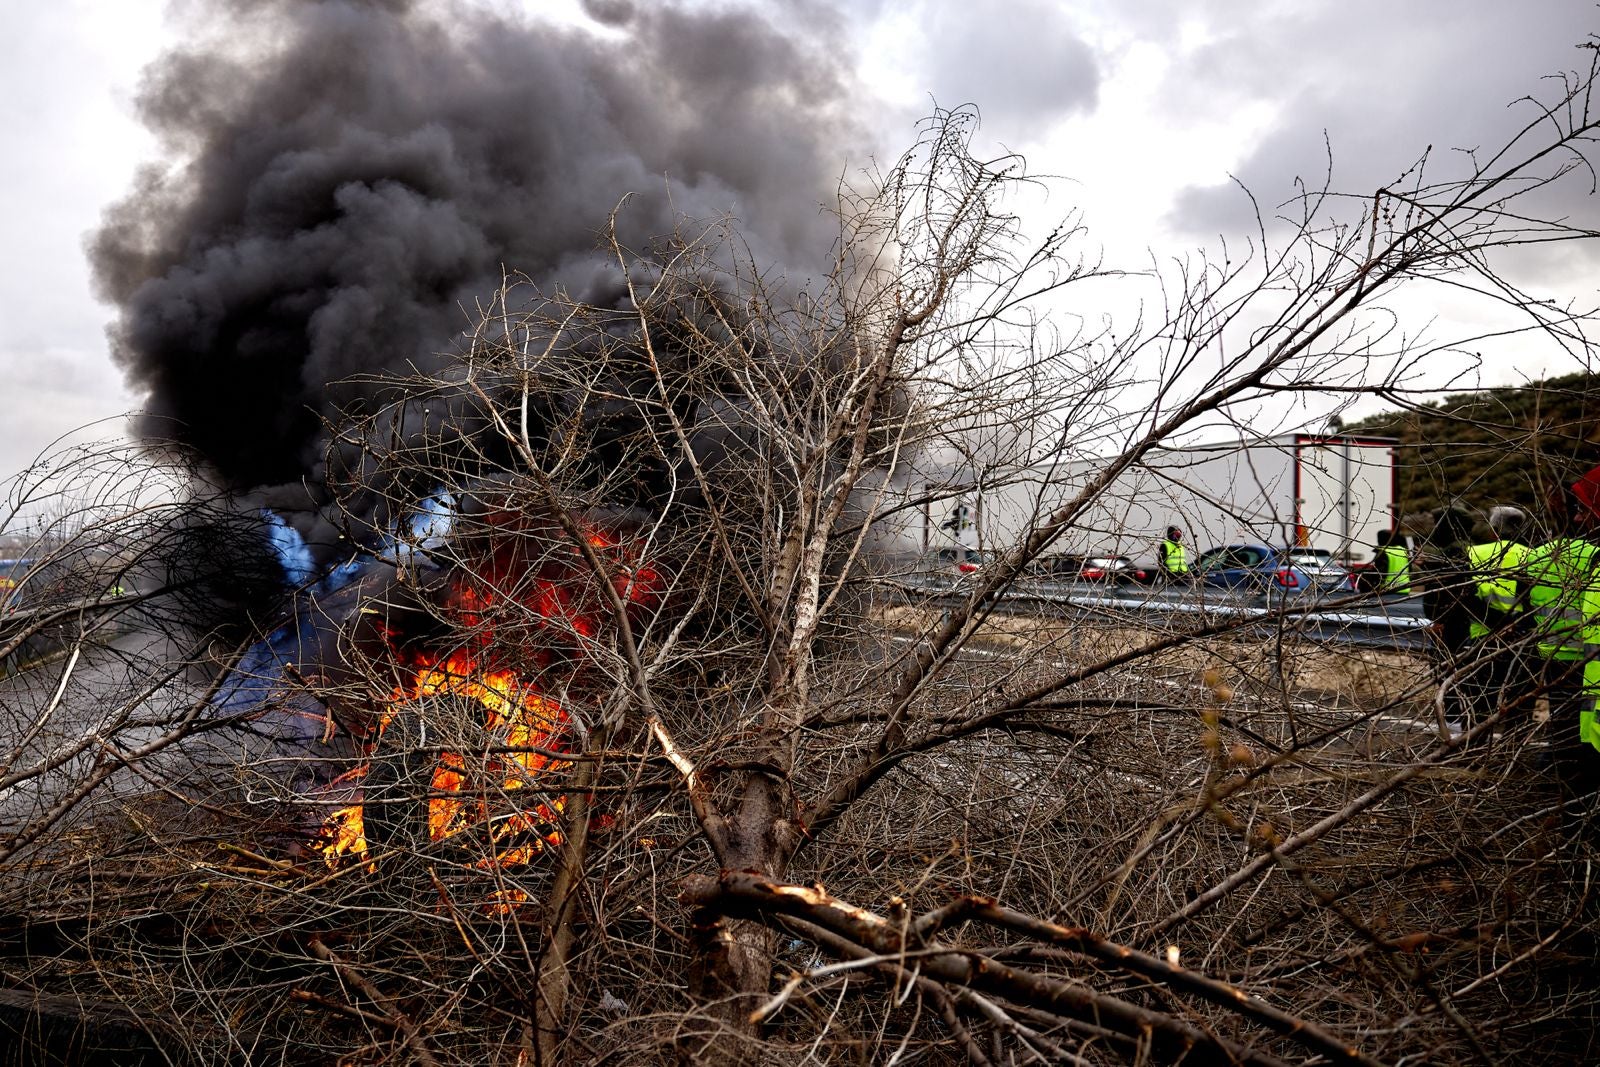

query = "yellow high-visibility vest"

[1161,540,1188,575]
[1379,545,1411,593]
[1578,580,1600,754]
[1582,659,1600,754]
[1466,539,1529,640]
[1526,537,1600,661]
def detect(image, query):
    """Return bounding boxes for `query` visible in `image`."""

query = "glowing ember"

[320,799,367,863]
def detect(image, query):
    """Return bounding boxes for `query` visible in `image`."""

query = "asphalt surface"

[0,627,235,843]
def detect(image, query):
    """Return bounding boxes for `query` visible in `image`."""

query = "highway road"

[0,625,235,846]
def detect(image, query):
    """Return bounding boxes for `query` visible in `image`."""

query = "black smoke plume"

[91,0,866,561]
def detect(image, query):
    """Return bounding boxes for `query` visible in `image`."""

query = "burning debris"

[86,0,861,886]
[11,17,1600,1054]
[222,495,667,894]
[315,650,573,893]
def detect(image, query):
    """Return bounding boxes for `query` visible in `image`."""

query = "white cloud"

[0,1,170,479]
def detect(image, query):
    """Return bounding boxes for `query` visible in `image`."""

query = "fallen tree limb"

[682,870,1381,1066]
[308,936,442,1067]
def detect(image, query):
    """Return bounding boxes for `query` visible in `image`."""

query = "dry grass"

[877,601,1432,711]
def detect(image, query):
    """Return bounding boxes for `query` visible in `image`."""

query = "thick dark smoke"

[91,0,865,543]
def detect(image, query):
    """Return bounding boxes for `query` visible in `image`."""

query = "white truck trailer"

[926,433,1397,566]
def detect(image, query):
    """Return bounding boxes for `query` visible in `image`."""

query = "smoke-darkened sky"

[2,0,1597,482]
[88,0,865,497]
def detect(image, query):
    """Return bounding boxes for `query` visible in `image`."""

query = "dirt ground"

[877,602,1453,716]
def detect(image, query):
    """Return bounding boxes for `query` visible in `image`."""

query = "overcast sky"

[2,0,1596,480]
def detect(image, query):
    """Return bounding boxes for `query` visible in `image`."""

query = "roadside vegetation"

[1347,371,1600,520]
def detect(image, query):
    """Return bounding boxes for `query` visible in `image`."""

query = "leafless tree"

[4,53,1600,1067]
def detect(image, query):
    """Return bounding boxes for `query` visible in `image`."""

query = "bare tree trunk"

[684,911,780,1065]
[681,766,802,1064]
[535,758,600,1064]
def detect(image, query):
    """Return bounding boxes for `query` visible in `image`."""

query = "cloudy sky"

[1,0,1596,481]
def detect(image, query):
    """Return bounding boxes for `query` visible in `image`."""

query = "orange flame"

[315,651,570,868]
[310,520,664,896]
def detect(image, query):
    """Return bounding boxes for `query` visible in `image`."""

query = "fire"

[410,670,568,850]
[320,799,367,862]
[315,651,570,866]
[310,519,665,887]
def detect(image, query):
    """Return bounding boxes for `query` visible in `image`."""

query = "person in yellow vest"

[1527,466,1600,794]
[1468,507,1531,638]
[1581,633,1600,754]
[1372,527,1411,593]
[1568,565,1600,799]
[1159,525,1189,582]
[1524,497,1599,710]
[1464,506,1532,720]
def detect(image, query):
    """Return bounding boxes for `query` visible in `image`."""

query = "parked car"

[931,546,994,574]
[1193,543,1353,595]
[0,557,83,609]
[1023,554,1083,581]
[1285,547,1363,590]
[910,547,997,591]
[1079,554,1150,584]
[1284,547,1345,577]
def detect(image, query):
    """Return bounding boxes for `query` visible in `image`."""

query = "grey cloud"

[920,2,1099,135]
[1161,1,1598,241]
[579,0,634,27]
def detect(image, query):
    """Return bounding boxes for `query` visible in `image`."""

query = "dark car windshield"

[1026,555,1079,577]
[1197,545,1269,569]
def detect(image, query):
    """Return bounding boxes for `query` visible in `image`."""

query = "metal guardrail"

[0,594,136,677]
[894,576,1433,651]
